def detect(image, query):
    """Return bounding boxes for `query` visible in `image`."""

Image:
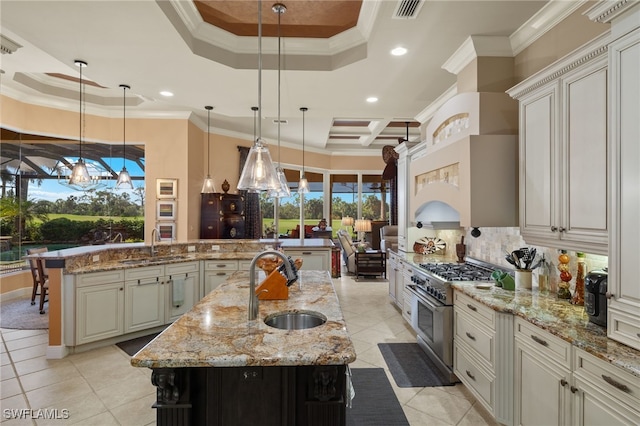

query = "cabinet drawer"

[165,261,199,275]
[454,291,495,329]
[402,288,414,323]
[76,270,124,287]
[205,260,239,270]
[238,260,253,271]
[608,308,640,352]
[514,317,571,369]
[455,310,494,367]
[455,344,494,411]
[124,264,165,281]
[573,348,640,409]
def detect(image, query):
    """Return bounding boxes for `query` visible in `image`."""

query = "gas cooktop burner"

[419,262,493,282]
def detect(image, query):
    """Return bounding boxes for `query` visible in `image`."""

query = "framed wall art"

[156,200,176,221]
[156,223,176,241]
[156,178,177,199]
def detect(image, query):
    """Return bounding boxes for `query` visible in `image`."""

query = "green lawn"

[41,214,143,223]
[263,218,343,237]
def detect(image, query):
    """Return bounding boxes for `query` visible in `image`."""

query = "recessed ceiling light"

[391,47,407,56]
[160,91,174,97]
[366,97,378,103]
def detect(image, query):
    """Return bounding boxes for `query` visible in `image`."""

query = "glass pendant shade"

[238,138,279,192]
[268,166,291,198]
[69,158,91,185]
[298,173,309,194]
[201,175,215,193]
[115,84,133,189]
[201,105,215,193]
[115,166,132,189]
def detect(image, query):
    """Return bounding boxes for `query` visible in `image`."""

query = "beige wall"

[458,57,516,94]
[514,2,609,82]
[2,95,385,245]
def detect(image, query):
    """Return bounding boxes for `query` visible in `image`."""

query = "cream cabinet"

[454,291,513,425]
[75,271,125,346]
[508,34,610,255]
[284,248,329,271]
[607,20,640,351]
[387,251,399,303]
[204,260,239,294]
[124,265,166,334]
[514,317,572,426]
[165,261,200,323]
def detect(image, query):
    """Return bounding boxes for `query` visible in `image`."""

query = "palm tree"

[0,196,49,240]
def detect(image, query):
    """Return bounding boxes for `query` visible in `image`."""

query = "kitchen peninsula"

[131,269,356,426]
[35,238,334,358]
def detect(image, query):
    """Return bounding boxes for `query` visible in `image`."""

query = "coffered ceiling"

[0,0,554,158]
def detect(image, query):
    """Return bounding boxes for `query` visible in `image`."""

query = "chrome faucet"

[150,228,161,256]
[248,250,294,321]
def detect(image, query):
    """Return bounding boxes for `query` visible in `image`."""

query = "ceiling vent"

[392,0,425,19]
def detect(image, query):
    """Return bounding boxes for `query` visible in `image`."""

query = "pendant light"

[115,84,133,189]
[298,107,309,194]
[237,0,279,193]
[201,105,215,193]
[268,2,291,199]
[68,60,91,186]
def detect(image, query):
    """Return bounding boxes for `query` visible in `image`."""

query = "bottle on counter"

[571,252,586,306]
[557,250,572,299]
[538,255,549,293]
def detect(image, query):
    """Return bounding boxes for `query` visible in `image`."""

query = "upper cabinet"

[508,33,611,255]
[587,1,640,351]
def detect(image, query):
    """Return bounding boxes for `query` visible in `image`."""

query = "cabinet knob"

[559,227,566,232]
[560,379,568,387]
[605,292,613,300]
[119,287,123,291]
[570,386,578,394]
[551,226,558,232]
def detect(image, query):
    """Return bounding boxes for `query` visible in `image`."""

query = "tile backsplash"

[434,227,608,294]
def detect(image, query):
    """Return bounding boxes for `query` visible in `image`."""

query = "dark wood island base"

[151,365,347,426]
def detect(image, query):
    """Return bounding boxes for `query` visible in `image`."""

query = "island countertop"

[131,270,356,369]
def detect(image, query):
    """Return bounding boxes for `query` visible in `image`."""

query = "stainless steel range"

[406,257,495,384]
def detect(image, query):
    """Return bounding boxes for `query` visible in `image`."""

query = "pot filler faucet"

[248,250,294,321]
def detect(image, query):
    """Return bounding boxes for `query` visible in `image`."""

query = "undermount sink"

[264,311,327,330]
[119,255,188,265]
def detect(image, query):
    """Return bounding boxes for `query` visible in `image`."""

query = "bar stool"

[26,247,48,313]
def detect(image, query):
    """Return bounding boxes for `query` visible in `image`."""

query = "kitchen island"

[131,269,356,426]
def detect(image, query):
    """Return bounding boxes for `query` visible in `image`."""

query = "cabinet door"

[514,340,571,426]
[609,27,640,351]
[286,250,329,271]
[519,84,560,243]
[166,272,199,322]
[561,59,608,248]
[388,260,397,302]
[204,270,235,294]
[572,376,640,426]
[76,282,124,345]
[124,277,165,333]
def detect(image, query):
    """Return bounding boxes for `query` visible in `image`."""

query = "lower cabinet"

[513,317,640,426]
[76,279,125,345]
[387,252,398,303]
[284,249,330,271]
[73,262,201,346]
[204,260,239,294]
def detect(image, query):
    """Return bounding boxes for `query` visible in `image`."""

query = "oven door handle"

[415,292,447,312]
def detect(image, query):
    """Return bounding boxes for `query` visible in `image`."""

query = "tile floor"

[1,274,498,425]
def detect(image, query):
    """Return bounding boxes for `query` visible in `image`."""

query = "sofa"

[336,230,357,274]
[380,225,398,254]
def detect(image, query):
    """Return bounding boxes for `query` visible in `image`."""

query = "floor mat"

[0,297,48,329]
[347,368,409,426]
[378,342,454,387]
[116,332,162,356]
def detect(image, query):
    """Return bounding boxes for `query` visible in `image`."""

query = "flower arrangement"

[264,222,276,237]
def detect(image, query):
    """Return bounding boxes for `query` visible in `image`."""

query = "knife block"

[255,270,289,300]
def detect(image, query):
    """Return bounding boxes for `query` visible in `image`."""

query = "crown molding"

[510,0,589,56]
[585,0,639,23]
[415,84,457,125]
[442,36,513,75]
[1,34,22,55]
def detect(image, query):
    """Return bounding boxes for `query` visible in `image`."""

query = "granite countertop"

[451,282,640,378]
[32,239,334,274]
[131,270,356,369]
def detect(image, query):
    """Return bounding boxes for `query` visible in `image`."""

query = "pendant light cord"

[301,107,307,172]
[275,3,285,167]
[257,0,262,141]
[122,85,127,168]
[206,106,212,174]
[79,64,83,161]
